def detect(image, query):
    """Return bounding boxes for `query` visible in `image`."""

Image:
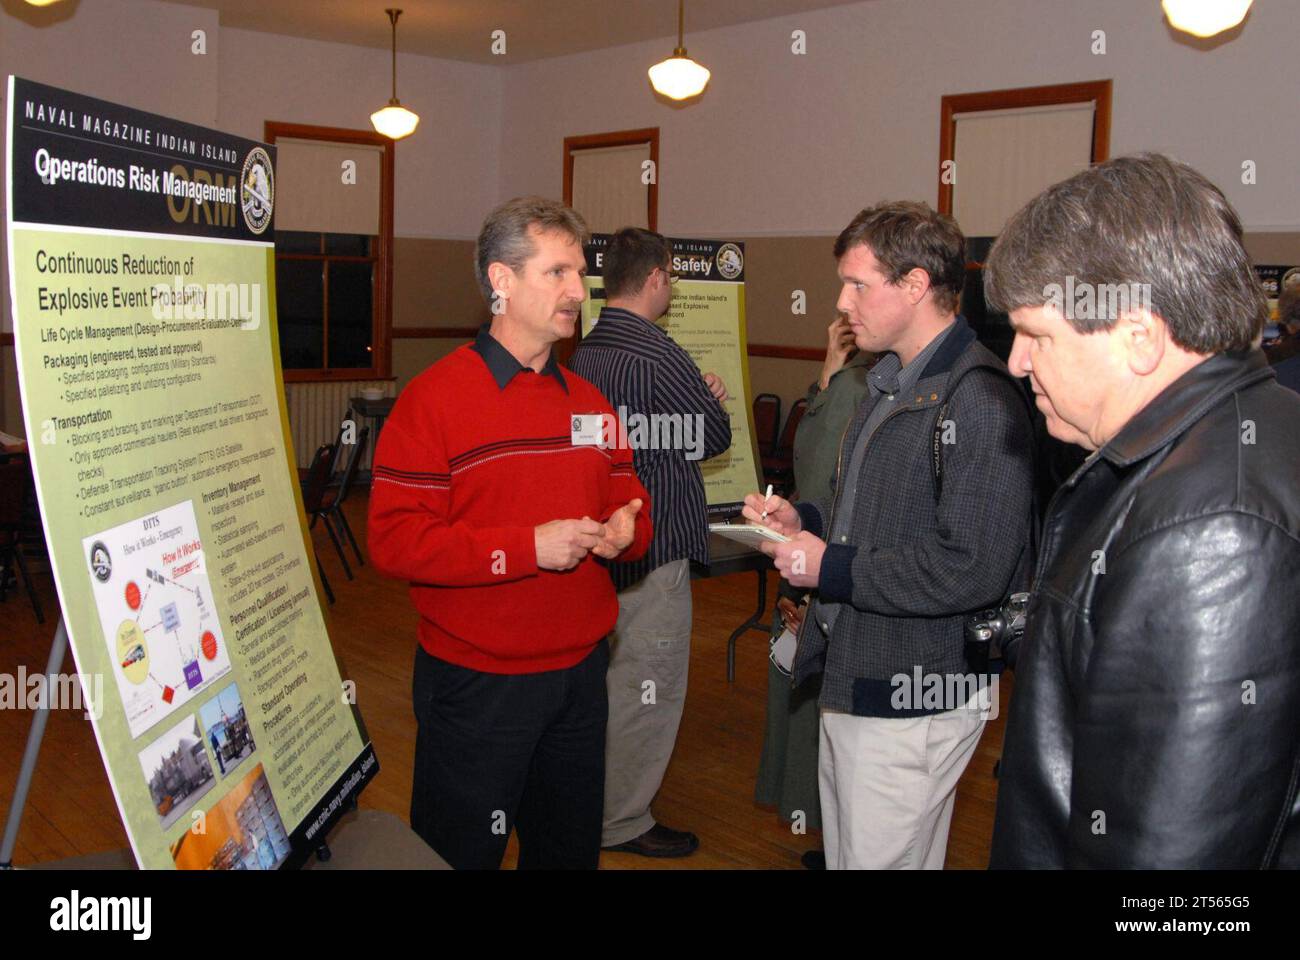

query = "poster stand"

[0,618,70,870]
[0,618,447,870]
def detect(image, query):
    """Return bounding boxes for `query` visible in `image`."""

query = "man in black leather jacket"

[983,153,1300,868]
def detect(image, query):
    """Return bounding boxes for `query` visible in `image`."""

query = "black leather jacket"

[991,350,1300,868]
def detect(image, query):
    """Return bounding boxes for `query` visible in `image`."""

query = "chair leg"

[14,547,44,624]
[0,542,12,603]
[321,514,353,581]
[314,548,335,605]
[335,508,365,567]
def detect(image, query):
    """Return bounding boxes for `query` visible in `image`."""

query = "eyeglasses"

[661,266,680,284]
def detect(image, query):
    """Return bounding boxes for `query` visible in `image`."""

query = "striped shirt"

[570,306,733,590]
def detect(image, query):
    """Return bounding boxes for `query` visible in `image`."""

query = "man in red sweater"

[368,197,652,869]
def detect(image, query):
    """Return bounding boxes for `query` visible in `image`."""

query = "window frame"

[562,127,659,231]
[937,80,1112,219]
[264,121,394,383]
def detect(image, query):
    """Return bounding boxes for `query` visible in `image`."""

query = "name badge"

[570,413,604,446]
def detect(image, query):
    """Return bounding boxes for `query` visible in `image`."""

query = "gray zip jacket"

[790,318,1035,717]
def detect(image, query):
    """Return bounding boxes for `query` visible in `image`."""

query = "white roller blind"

[570,143,650,233]
[274,137,383,235]
[952,102,1096,238]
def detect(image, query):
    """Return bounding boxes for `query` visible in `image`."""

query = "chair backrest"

[301,443,339,513]
[0,457,30,528]
[776,398,809,454]
[332,425,370,508]
[325,408,352,483]
[752,393,782,456]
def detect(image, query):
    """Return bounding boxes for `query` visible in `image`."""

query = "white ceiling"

[159,0,877,64]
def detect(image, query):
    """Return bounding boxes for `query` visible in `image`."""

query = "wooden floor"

[0,492,1008,869]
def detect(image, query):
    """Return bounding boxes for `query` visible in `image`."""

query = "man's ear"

[903,267,932,306]
[1121,308,1167,377]
[487,261,514,301]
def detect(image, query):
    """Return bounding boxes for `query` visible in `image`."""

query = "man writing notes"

[570,227,732,858]
[368,197,652,870]
[743,203,1035,869]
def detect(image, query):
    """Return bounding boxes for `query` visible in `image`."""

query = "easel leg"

[0,618,69,869]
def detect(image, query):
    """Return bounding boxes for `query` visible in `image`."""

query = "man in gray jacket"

[744,202,1034,869]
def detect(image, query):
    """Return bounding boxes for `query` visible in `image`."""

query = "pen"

[760,483,773,522]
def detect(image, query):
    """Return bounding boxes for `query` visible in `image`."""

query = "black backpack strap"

[931,397,951,504]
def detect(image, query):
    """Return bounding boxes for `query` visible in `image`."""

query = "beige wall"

[216,28,502,240]
[748,355,824,429]
[392,238,488,330]
[391,237,485,393]
[4,0,1299,434]
[1245,234,1300,265]
[392,338,471,396]
[1,0,503,431]
[499,0,1300,236]
[490,0,1300,419]
[1,0,221,341]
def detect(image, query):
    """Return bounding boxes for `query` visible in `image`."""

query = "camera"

[964,592,1030,672]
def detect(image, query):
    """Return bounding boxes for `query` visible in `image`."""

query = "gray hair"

[984,153,1266,353]
[474,196,590,301]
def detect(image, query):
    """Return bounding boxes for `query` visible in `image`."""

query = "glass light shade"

[24,0,64,5]
[370,102,420,140]
[1161,0,1253,37]
[648,55,711,100]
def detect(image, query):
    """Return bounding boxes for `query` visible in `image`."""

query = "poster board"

[5,77,376,869]
[580,234,761,517]
[1255,264,1300,325]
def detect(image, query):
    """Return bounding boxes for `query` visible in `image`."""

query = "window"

[264,123,394,381]
[563,128,659,232]
[938,81,1112,360]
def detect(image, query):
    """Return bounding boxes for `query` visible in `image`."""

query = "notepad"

[708,522,790,545]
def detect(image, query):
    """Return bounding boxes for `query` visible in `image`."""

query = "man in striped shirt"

[570,227,733,858]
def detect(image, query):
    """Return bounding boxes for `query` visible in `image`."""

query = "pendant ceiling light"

[370,8,420,140]
[1161,0,1253,38]
[648,0,711,101]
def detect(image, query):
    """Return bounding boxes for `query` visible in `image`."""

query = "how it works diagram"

[83,499,232,739]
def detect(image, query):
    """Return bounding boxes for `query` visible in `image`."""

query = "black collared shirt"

[471,322,568,393]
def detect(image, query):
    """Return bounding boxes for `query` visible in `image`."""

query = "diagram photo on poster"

[82,499,231,739]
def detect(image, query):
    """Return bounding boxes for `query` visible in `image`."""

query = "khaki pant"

[602,559,692,847]
[819,698,987,869]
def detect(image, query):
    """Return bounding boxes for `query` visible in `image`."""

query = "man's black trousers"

[410,640,609,869]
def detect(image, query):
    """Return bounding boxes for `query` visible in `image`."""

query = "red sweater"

[368,343,652,673]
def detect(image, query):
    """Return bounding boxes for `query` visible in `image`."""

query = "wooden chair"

[0,454,44,623]
[761,398,808,494]
[297,408,352,486]
[300,443,341,603]
[752,393,782,459]
[319,425,369,568]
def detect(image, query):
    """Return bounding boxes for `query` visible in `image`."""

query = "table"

[691,532,775,682]
[349,396,396,483]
